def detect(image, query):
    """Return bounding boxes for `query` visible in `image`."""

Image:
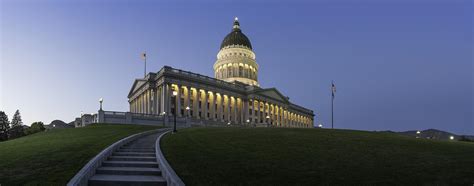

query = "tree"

[11,109,23,128]
[25,121,45,135]
[0,111,9,141]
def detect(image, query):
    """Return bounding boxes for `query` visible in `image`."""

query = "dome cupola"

[220,17,253,50]
[214,17,259,87]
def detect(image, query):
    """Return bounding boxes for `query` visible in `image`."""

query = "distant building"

[127,18,314,127]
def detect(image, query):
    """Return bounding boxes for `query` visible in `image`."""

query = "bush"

[8,126,25,139]
[25,122,45,135]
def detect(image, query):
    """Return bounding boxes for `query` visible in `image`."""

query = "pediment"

[253,88,289,103]
[128,80,147,98]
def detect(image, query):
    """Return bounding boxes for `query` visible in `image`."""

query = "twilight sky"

[1,0,472,134]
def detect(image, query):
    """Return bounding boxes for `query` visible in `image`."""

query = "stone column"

[155,87,161,115]
[209,92,215,121]
[250,100,254,124]
[176,85,182,117]
[230,97,235,123]
[262,102,267,124]
[214,93,222,121]
[184,86,190,114]
[201,89,208,120]
[160,85,166,115]
[256,101,261,123]
[193,88,199,119]
[239,99,244,124]
[243,100,249,124]
[226,96,231,122]
[145,90,149,114]
[146,90,149,114]
[166,83,171,115]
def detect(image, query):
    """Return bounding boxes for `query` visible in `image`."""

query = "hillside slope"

[0,124,159,185]
[161,128,474,185]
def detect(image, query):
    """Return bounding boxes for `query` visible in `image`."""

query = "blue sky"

[1,0,472,134]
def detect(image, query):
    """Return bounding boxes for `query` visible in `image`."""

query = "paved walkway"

[88,132,166,186]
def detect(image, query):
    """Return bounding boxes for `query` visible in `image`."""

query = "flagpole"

[331,80,334,129]
[144,52,147,77]
[331,93,334,129]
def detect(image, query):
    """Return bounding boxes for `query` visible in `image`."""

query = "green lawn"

[0,124,160,185]
[161,127,474,185]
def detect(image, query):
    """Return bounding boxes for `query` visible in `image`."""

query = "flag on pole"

[331,81,336,99]
[141,52,147,77]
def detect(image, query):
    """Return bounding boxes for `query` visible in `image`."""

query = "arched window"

[228,67,232,77]
[239,66,243,77]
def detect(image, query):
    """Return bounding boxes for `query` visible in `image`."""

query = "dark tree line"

[0,110,45,141]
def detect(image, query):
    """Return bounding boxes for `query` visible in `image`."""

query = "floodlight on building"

[172,91,178,96]
[186,106,190,110]
[227,122,231,125]
[246,119,250,123]
[266,116,270,119]
[99,98,103,110]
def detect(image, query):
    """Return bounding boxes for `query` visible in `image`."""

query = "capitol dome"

[220,18,253,50]
[214,17,259,87]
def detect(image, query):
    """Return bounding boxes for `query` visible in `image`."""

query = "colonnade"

[129,83,313,128]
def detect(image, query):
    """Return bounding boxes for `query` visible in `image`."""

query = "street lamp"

[318,124,323,128]
[99,98,103,111]
[186,106,190,117]
[172,91,178,133]
[266,115,270,126]
[416,130,421,138]
[449,136,454,140]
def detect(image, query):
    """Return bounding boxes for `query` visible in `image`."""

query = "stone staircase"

[88,133,166,186]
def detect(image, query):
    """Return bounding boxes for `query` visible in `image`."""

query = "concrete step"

[116,149,155,153]
[121,147,155,150]
[108,156,156,161]
[96,167,161,176]
[113,152,156,157]
[89,174,166,186]
[102,161,158,168]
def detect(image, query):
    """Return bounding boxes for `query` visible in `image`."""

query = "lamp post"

[266,115,270,127]
[246,119,250,126]
[416,130,421,138]
[185,106,190,126]
[99,98,103,111]
[172,91,178,133]
[318,124,323,128]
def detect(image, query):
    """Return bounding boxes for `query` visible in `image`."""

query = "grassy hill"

[161,128,474,185]
[0,124,159,185]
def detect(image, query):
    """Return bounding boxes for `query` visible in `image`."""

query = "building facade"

[127,18,314,128]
